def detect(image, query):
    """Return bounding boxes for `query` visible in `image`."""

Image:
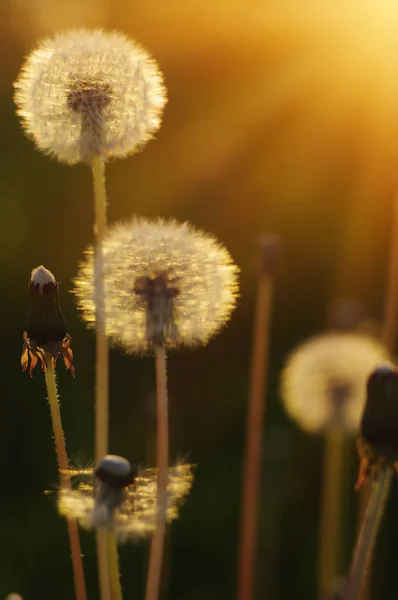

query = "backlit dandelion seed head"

[73,218,239,352]
[281,333,390,434]
[14,28,167,164]
[58,462,194,543]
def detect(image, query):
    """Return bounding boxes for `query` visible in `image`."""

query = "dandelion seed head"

[73,218,239,352]
[58,462,194,542]
[14,28,167,164]
[281,333,390,433]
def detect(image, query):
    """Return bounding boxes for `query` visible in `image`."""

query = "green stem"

[318,430,345,600]
[91,156,111,600]
[107,532,123,600]
[44,354,87,600]
[237,273,273,600]
[145,345,169,600]
[344,465,393,600]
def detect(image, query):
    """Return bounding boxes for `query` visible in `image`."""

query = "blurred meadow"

[2,0,398,598]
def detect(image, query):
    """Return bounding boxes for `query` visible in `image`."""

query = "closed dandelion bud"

[14,28,167,164]
[58,460,194,542]
[73,218,239,352]
[355,365,398,489]
[281,333,390,433]
[21,266,74,376]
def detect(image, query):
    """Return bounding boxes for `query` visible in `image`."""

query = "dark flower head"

[21,266,74,376]
[355,364,398,489]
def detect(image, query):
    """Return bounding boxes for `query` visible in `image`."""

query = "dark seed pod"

[360,364,398,460]
[95,454,136,488]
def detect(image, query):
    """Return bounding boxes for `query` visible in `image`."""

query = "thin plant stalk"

[91,155,111,600]
[237,259,274,600]
[44,353,87,600]
[91,155,109,462]
[356,194,398,595]
[344,465,393,600]
[145,345,169,600]
[107,531,123,600]
[318,429,345,600]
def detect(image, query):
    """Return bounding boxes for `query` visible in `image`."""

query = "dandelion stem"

[318,429,345,600]
[107,531,123,600]
[145,345,169,600]
[344,465,393,600]
[356,194,398,597]
[91,155,109,462]
[237,262,274,600]
[91,155,111,600]
[44,353,87,600]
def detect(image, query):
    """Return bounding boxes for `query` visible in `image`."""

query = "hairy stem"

[318,430,345,600]
[237,272,274,600]
[344,465,393,600]
[44,353,87,600]
[91,155,111,600]
[107,531,123,600]
[145,345,169,600]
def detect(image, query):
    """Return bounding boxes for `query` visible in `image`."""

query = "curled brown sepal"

[354,436,398,491]
[21,331,75,377]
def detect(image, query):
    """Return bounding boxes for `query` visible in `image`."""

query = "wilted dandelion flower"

[21,266,74,376]
[281,333,390,433]
[14,28,167,164]
[58,455,194,542]
[73,218,239,352]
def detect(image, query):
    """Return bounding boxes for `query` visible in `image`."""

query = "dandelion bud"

[21,265,74,376]
[14,28,167,164]
[355,365,398,489]
[281,333,390,433]
[73,218,239,353]
[361,365,398,452]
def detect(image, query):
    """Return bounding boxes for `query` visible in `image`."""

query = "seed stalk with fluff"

[73,217,239,600]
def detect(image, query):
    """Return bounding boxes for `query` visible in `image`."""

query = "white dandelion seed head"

[58,463,194,542]
[14,28,167,164]
[30,265,56,292]
[281,332,391,434]
[73,218,239,352]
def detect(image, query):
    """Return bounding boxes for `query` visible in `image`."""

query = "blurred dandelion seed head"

[13,28,167,164]
[58,462,194,542]
[73,218,239,352]
[281,333,390,433]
